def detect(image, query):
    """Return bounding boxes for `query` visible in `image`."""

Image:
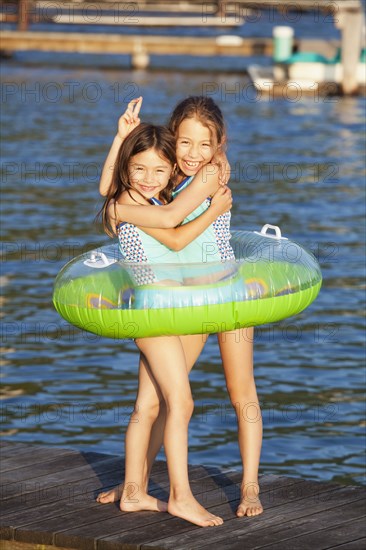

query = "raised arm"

[114,163,222,228]
[99,98,142,196]
[140,186,232,251]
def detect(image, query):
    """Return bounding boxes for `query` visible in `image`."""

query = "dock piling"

[132,43,150,69]
[338,7,364,95]
[17,0,30,31]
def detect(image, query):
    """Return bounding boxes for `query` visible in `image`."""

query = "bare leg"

[97,355,167,511]
[218,327,263,517]
[134,336,222,527]
[144,334,205,480]
[97,334,206,508]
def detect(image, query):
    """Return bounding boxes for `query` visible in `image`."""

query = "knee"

[166,396,194,421]
[133,397,163,423]
[226,380,257,409]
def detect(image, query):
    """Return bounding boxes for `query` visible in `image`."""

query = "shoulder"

[117,190,149,206]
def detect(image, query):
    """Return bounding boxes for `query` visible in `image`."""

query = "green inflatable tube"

[53,225,322,338]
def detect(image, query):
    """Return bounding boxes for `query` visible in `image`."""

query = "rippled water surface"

[1,55,365,486]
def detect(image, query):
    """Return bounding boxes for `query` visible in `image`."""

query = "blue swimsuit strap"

[174,176,192,193]
[149,197,163,205]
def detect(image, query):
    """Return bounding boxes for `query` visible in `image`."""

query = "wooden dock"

[0,30,273,56]
[48,15,244,28]
[0,30,275,69]
[1,441,365,549]
[0,30,340,71]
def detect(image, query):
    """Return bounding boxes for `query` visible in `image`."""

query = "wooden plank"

[11,503,130,547]
[11,468,243,548]
[0,470,129,541]
[0,30,343,62]
[0,541,72,550]
[1,454,167,542]
[0,459,169,520]
[1,460,170,527]
[0,444,79,466]
[0,447,92,474]
[55,472,283,550]
[0,459,125,512]
[139,485,364,549]
[325,540,366,549]
[257,516,366,550]
[50,15,243,27]
[0,31,273,56]
[0,440,28,450]
[33,0,363,11]
[1,451,115,482]
[0,461,168,525]
[224,0,361,7]
[196,498,366,550]
[99,477,307,549]
[0,442,38,458]
[1,444,364,550]
[2,458,222,545]
[34,1,216,13]
[1,455,125,501]
[221,0,361,8]
[0,14,18,23]
[23,470,248,548]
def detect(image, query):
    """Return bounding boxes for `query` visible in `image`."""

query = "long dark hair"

[99,123,176,236]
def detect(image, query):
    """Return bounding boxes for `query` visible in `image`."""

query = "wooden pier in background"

[1,0,364,93]
[0,30,271,57]
[0,30,275,68]
[1,441,365,549]
[0,30,342,71]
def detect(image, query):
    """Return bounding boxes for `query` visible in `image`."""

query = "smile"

[139,185,158,193]
[183,160,200,169]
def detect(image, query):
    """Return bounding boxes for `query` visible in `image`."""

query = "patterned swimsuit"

[117,197,182,285]
[173,176,235,264]
[117,179,235,286]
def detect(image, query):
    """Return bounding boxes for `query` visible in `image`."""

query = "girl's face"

[176,117,217,176]
[128,147,172,199]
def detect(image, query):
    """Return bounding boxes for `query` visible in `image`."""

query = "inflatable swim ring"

[53,225,322,338]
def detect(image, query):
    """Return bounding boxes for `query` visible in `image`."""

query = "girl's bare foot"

[168,493,223,527]
[96,483,123,504]
[120,492,168,513]
[236,496,263,517]
[97,483,168,512]
[236,482,263,517]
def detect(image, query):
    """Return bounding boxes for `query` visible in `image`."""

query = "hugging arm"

[141,186,232,251]
[114,164,223,229]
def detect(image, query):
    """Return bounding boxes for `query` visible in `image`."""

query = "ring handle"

[261,224,282,239]
[84,251,117,268]
[254,224,288,240]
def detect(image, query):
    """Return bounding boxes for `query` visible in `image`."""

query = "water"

[1,30,365,487]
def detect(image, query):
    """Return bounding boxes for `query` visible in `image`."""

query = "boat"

[248,48,366,93]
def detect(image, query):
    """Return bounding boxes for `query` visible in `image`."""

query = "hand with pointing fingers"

[117,97,143,141]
